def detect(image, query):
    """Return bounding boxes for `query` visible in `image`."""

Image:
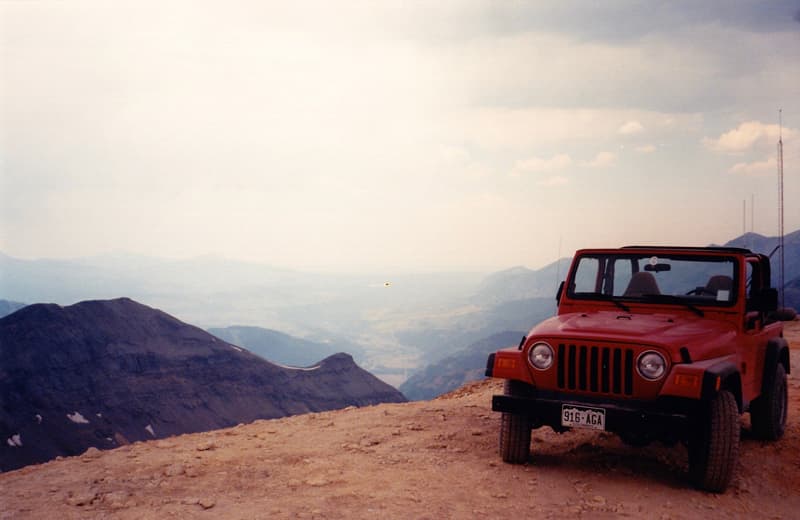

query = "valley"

[1,230,798,394]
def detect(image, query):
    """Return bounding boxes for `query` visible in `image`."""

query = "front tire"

[688,390,740,493]
[498,380,531,464]
[750,363,788,441]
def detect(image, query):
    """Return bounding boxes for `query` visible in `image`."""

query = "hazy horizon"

[0,224,796,277]
[2,2,799,273]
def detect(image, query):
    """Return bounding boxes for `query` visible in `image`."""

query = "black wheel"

[498,380,531,464]
[618,431,651,447]
[750,363,788,441]
[688,390,740,493]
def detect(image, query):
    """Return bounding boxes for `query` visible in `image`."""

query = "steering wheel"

[686,286,713,296]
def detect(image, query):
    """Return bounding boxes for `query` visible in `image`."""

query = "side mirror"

[556,280,565,305]
[754,288,778,313]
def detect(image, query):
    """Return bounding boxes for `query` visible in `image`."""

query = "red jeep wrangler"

[486,246,791,492]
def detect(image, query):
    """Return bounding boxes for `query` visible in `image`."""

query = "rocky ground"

[2,320,799,519]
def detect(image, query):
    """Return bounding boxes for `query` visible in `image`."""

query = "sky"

[1,1,799,273]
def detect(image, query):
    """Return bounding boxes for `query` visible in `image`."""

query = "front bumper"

[492,390,694,440]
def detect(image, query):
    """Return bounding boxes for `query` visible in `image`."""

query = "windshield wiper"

[573,293,631,312]
[640,294,704,317]
[610,298,631,313]
[587,294,630,313]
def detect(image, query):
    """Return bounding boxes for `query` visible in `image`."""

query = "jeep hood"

[530,311,737,357]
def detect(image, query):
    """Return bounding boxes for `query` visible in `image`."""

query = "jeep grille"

[556,344,634,396]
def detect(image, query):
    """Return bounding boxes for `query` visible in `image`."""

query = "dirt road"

[3,321,799,519]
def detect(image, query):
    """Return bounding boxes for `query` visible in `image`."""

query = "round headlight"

[528,342,554,370]
[637,351,667,380]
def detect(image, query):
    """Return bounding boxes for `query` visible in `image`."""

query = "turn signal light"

[496,358,517,370]
[673,374,699,388]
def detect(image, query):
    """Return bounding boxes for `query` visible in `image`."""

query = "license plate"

[561,405,606,430]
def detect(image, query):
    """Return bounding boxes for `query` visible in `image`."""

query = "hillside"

[2,320,798,519]
[0,299,25,319]
[208,325,365,367]
[472,258,570,304]
[396,297,556,362]
[0,298,405,471]
[400,330,524,400]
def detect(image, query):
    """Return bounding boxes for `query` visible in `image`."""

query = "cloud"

[511,154,572,176]
[438,145,471,164]
[512,149,616,179]
[704,121,795,154]
[437,23,798,115]
[537,176,569,187]
[455,106,702,152]
[3,2,799,271]
[619,120,644,135]
[728,157,776,176]
[581,151,617,168]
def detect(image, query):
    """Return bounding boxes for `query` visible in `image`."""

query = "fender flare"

[762,337,791,394]
[485,353,496,377]
[701,360,742,412]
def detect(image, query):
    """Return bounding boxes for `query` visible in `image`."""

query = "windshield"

[567,253,738,307]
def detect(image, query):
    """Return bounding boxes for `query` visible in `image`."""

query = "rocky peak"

[0,298,405,471]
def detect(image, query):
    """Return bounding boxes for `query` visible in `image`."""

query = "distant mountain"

[724,229,800,270]
[208,325,365,366]
[0,253,321,328]
[0,299,25,319]
[723,229,800,252]
[723,230,800,310]
[399,331,524,400]
[784,277,800,313]
[473,258,570,304]
[396,297,556,363]
[0,298,406,471]
[0,251,484,339]
[384,263,557,386]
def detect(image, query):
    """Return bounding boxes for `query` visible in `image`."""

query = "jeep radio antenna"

[555,235,563,288]
[742,199,746,236]
[777,109,785,308]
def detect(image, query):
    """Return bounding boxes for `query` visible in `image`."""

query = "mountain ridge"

[0,298,405,472]
[0,299,25,319]
[208,325,365,367]
[399,330,524,400]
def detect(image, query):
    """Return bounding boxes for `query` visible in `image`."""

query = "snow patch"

[230,345,244,352]
[7,434,22,447]
[96,413,103,418]
[274,362,321,371]
[35,414,42,424]
[145,424,155,437]
[67,411,90,424]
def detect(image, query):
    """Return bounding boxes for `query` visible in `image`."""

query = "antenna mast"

[555,235,563,289]
[742,199,746,236]
[777,109,785,308]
